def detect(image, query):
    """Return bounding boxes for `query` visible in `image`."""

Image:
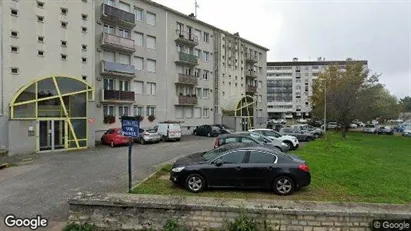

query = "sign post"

[121,116,140,193]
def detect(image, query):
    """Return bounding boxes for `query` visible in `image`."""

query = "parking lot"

[0,136,214,224]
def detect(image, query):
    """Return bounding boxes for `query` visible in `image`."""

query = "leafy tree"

[400,96,411,112]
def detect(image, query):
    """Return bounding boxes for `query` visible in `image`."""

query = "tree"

[311,60,384,138]
[400,96,411,112]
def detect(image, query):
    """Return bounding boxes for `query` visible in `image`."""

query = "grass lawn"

[131,132,411,204]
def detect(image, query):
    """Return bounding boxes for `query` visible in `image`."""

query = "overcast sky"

[154,0,411,99]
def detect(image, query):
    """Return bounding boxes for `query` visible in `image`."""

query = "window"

[258,81,262,89]
[118,106,129,116]
[195,29,201,41]
[11,68,19,74]
[217,151,246,164]
[118,1,130,11]
[146,35,156,49]
[134,56,143,70]
[61,54,67,60]
[104,24,115,34]
[146,82,156,95]
[134,106,144,116]
[61,8,68,15]
[11,9,18,16]
[37,15,44,22]
[61,21,68,28]
[194,68,200,77]
[203,52,209,62]
[202,70,209,80]
[146,106,155,116]
[119,28,130,38]
[147,59,156,72]
[119,80,130,91]
[117,53,130,64]
[135,8,143,21]
[196,88,202,98]
[203,108,209,117]
[11,31,18,37]
[81,27,87,33]
[38,50,44,56]
[61,40,67,47]
[203,32,209,43]
[82,44,87,50]
[104,79,115,90]
[82,14,88,20]
[258,95,262,103]
[134,32,144,46]
[11,46,18,53]
[135,81,143,94]
[248,151,276,164]
[185,108,193,118]
[176,107,183,119]
[82,57,87,63]
[203,89,209,98]
[103,105,115,116]
[194,107,201,118]
[194,49,201,59]
[37,1,44,7]
[146,12,156,26]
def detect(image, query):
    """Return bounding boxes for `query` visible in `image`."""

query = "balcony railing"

[175,52,198,66]
[177,95,198,105]
[245,70,257,78]
[101,32,135,53]
[101,4,136,27]
[176,73,198,85]
[246,85,257,93]
[101,89,135,103]
[101,61,136,77]
[175,30,199,47]
[245,52,258,63]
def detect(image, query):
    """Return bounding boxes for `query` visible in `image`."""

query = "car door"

[240,150,277,188]
[206,150,248,188]
[104,129,114,143]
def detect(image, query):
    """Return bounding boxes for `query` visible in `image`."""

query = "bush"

[63,223,96,231]
[103,115,115,124]
[226,214,258,231]
[148,114,156,122]
[163,219,190,231]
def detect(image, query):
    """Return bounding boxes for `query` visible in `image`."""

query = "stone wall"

[68,193,411,231]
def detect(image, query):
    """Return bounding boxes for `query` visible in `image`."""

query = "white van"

[154,123,182,141]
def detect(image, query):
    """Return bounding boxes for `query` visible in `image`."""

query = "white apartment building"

[267,58,368,119]
[1,0,268,155]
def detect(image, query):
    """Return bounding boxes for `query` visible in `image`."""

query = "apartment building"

[267,58,368,119]
[0,0,268,155]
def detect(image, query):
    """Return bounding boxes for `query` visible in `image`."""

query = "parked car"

[376,126,394,135]
[214,132,289,152]
[100,128,130,148]
[194,125,225,137]
[402,125,411,137]
[170,143,311,195]
[327,122,339,129]
[291,124,323,138]
[296,118,308,124]
[349,123,358,129]
[213,124,234,133]
[155,122,182,141]
[279,127,315,142]
[249,128,299,150]
[137,128,161,144]
[363,124,377,134]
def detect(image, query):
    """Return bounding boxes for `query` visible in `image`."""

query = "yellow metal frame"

[9,75,94,152]
[222,95,255,130]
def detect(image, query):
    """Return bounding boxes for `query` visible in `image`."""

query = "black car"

[213,124,234,133]
[170,143,311,195]
[193,125,227,137]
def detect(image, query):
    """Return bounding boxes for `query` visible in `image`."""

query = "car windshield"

[221,125,231,129]
[249,132,269,142]
[202,146,231,161]
[264,130,281,138]
[211,126,221,130]
[146,128,157,133]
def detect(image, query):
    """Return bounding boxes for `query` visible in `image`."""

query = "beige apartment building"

[0,0,268,155]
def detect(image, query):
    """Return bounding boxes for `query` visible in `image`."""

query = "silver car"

[363,124,377,134]
[137,128,161,144]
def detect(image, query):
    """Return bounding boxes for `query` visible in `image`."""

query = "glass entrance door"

[39,120,66,151]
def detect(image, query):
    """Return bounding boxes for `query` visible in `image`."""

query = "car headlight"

[172,167,185,172]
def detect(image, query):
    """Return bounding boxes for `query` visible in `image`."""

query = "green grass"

[131,132,411,204]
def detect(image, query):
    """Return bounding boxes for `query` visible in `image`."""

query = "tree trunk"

[341,126,348,139]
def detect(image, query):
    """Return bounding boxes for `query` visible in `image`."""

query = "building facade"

[267,58,368,119]
[0,0,268,155]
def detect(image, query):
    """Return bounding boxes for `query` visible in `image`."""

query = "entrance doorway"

[39,120,66,151]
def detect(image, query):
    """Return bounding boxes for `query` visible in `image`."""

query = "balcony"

[175,52,198,67]
[101,89,135,103]
[101,32,135,53]
[175,30,199,47]
[101,4,136,28]
[175,73,198,85]
[246,85,257,93]
[176,95,198,106]
[245,52,258,64]
[245,70,257,79]
[101,61,136,78]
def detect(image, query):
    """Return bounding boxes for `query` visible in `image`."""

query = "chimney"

[234,32,240,37]
[188,13,195,17]
[293,57,298,61]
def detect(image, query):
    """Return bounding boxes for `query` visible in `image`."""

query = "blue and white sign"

[121,117,140,138]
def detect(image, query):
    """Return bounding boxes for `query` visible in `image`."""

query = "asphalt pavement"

[0,136,214,226]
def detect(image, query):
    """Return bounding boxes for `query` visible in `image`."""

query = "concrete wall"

[8,120,36,155]
[68,193,411,231]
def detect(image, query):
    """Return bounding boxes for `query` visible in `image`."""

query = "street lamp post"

[323,81,327,134]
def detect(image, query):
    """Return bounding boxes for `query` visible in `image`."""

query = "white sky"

[153,0,411,99]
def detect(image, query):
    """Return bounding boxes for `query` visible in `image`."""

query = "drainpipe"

[165,11,168,120]
[0,4,4,116]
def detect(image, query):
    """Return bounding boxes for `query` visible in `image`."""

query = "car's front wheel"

[283,141,293,149]
[273,176,295,195]
[185,174,205,193]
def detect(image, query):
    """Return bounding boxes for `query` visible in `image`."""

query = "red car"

[101,128,131,148]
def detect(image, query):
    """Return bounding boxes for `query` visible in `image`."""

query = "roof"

[267,60,368,67]
[222,95,243,111]
[219,132,253,138]
[142,0,269,51]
